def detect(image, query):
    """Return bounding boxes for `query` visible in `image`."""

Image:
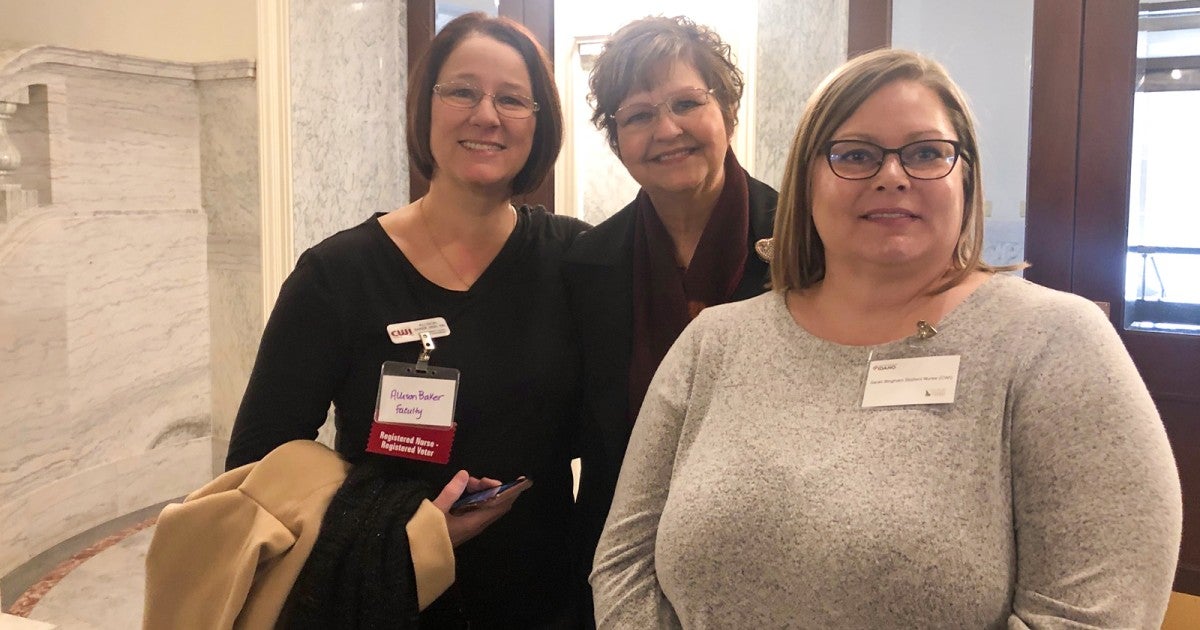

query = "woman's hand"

[432,469,529,547]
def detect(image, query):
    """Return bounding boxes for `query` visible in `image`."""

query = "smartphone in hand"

[449,476,532,515]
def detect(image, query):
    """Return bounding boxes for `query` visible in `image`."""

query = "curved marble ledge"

[0,44,257,246]
[0,43,254,102]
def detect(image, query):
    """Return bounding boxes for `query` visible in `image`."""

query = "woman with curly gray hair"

[561,15,779,625]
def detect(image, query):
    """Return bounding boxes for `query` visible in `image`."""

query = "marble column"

[288,0,409,256]
[754,0,848,190]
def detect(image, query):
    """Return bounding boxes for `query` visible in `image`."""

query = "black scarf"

[281,458,461,629]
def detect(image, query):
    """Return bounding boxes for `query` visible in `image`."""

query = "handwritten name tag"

[861,355,960,408]
[367,361,459,464]
[376,374,456,427]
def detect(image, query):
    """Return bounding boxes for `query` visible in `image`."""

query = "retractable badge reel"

[367,332,460,463]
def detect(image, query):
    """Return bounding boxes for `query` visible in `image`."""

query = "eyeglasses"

[609,88,715,131]
[824,139,965,180]
[433,81,540,119]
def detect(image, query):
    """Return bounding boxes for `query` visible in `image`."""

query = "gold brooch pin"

[754,238,773,262]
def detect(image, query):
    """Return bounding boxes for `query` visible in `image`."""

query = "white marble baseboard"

[0,437,212,575]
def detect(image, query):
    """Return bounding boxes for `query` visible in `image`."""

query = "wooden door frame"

[1028,0,1198,594]
[1064,0,1200,594]
[405,0,556,212]
[1024,0,1084,293]
[848,0,892,58]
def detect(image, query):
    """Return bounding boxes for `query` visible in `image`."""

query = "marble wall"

[754,0,847,190]
[289,0,409,257]
[199,73,262,460]
[0,46,257,576]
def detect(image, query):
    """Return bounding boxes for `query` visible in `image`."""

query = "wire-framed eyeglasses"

[609,88,715,131]
[433,81,540,119]
[825,139,966,180]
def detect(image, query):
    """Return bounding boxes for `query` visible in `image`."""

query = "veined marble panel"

[50,68,201,212]
[60,211,211,469]
[199,77,260,239]
[0,211,210,513]
[199,75,262,445]
[0,45,227,579]
[754,0,847,189]
[208,255,261,445]
[0,437,211,573]
[0,217,70,497]
[115,437,211,515]
[289,0,408,256]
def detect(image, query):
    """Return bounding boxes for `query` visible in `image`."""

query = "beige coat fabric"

[143,440,455,629]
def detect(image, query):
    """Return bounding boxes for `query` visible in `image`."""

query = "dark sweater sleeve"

[226,250,351,469]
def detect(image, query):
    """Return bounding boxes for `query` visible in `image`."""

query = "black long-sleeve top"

[227,207,588,628]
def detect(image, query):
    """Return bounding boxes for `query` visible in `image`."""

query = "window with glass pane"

[1125,2,1200,334]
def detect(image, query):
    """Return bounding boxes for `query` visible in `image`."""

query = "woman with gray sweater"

[590,49,1182,629]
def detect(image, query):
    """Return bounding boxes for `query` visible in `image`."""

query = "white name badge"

[861,355,960,408]
[376,373,457,427]
[387,317,450,344]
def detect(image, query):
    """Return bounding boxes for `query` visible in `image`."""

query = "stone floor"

[3,506,1199,629]
[2,512,159,630]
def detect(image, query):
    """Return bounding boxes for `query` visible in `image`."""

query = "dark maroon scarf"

[628,149,749,422]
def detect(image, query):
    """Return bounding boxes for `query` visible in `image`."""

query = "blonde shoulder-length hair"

[770,48,1024,294]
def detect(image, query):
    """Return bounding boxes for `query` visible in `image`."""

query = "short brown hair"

[770,48,1022,293]
[406,13,562,196]
[588,15,744,154]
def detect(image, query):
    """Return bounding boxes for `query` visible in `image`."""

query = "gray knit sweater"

[591,274,1181,629]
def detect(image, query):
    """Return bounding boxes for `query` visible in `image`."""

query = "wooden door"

[846,0,1199,594]
[1027,0,1200,594]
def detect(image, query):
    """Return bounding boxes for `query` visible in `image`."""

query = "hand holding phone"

[450,476,532,514]
[432,471,533,546]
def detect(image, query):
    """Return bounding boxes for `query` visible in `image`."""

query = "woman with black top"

[226,13,587,628]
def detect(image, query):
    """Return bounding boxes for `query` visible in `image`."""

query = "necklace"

[417,196,517,290]
[418,196,472,289]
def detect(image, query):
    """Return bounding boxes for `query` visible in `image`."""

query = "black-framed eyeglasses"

[609,88,715,131]
[824,139,966,180]
[433,81,540,119]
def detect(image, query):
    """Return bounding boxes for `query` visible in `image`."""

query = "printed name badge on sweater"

[367,332,458,463]
[861,355,960,408]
